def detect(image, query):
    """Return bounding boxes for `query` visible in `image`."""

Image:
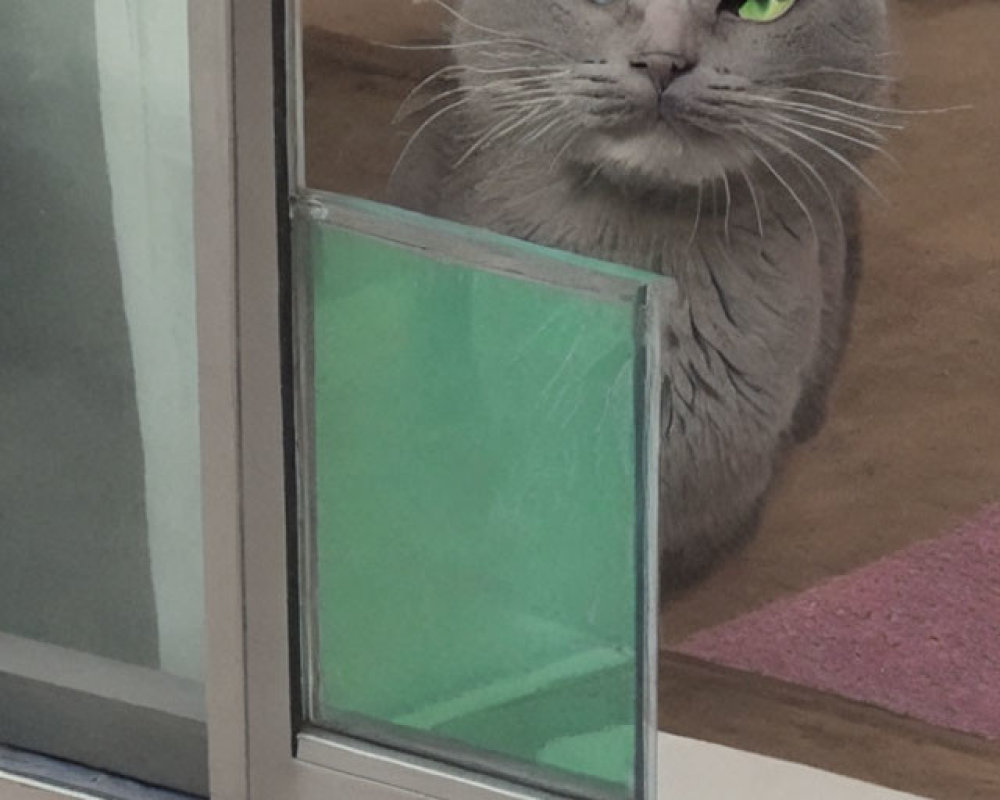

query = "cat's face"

[450,0,890,188]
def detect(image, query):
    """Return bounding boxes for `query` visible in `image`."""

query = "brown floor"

[660,651,1000,800]
[666,1,1000,642]
[301,2,1000,796]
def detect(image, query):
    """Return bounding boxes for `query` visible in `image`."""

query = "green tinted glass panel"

[299,194,660,800]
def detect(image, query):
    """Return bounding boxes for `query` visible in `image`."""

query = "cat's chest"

[450,172,826,385]
[487,203,820,361]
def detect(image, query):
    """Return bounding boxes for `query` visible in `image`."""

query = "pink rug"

[675,504,1000,740]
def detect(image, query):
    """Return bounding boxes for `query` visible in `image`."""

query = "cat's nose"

[629,52,694,93]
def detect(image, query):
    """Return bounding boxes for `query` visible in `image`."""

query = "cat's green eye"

[735,0,797,23]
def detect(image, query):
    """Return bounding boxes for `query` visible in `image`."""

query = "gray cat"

[390,0,892,593]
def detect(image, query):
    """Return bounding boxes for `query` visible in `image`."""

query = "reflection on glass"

[0,0,205,793]
[300,0,447,199]
[299,194,659,800]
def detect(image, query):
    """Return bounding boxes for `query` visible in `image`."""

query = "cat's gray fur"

[390,0,891,592]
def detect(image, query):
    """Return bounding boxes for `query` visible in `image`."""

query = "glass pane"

[298,0,445,200]
[298,194,661,800]
[292,0,661,796]
[0,0,205,793]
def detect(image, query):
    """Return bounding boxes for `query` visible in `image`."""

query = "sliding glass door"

[0,0,206,794]
[0,1,663,798]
